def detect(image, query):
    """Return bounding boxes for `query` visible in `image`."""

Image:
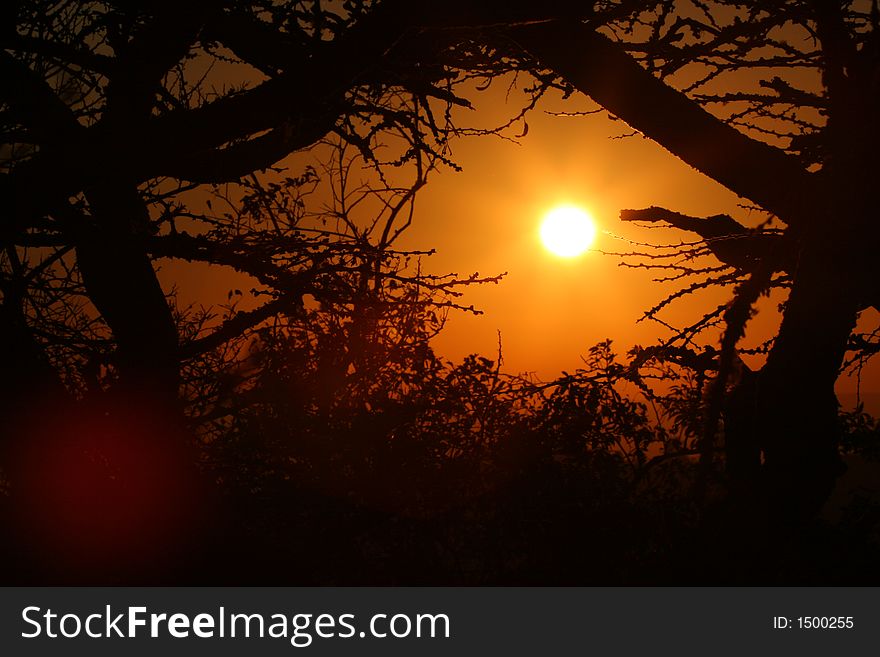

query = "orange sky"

[158,81,880,412]
[399,85,880,408]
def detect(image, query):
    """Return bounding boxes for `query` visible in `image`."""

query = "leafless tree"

[5,0,875,533]
[505,0,880,520]
[0,1,551,460]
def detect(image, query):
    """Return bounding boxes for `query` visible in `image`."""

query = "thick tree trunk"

[754,254,855,521]
[77,184,179,403]
[4,184,205,583]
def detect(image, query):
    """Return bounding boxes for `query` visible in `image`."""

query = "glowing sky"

[397,86,880,408]
[158,82,880,411]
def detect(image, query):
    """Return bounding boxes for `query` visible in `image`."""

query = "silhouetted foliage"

[3,0,880,584]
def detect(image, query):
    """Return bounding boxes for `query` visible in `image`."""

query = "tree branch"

[513,21,820,228]
[179,292,302,360]
[620,206,790,273]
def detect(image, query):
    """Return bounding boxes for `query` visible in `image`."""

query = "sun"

[539,205,597,257]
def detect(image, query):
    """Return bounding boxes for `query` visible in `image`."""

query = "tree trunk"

[755,271,853,521]
[515,21,861,520]
[5,184,204,583]
[77,183,179,403]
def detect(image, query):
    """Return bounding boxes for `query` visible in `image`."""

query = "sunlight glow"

[539,205,597,257]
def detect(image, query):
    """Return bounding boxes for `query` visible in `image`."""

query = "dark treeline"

[191,331,880,585]
[5,245,879,583]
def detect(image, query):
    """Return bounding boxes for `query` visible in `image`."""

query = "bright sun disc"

[540,206,597,257]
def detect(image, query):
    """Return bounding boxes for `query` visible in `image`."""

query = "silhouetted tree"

[500,1,880,521]
[0,1,552,470]
[0,0,547,578]
[5,0,879,581]
[0,0,552,410]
